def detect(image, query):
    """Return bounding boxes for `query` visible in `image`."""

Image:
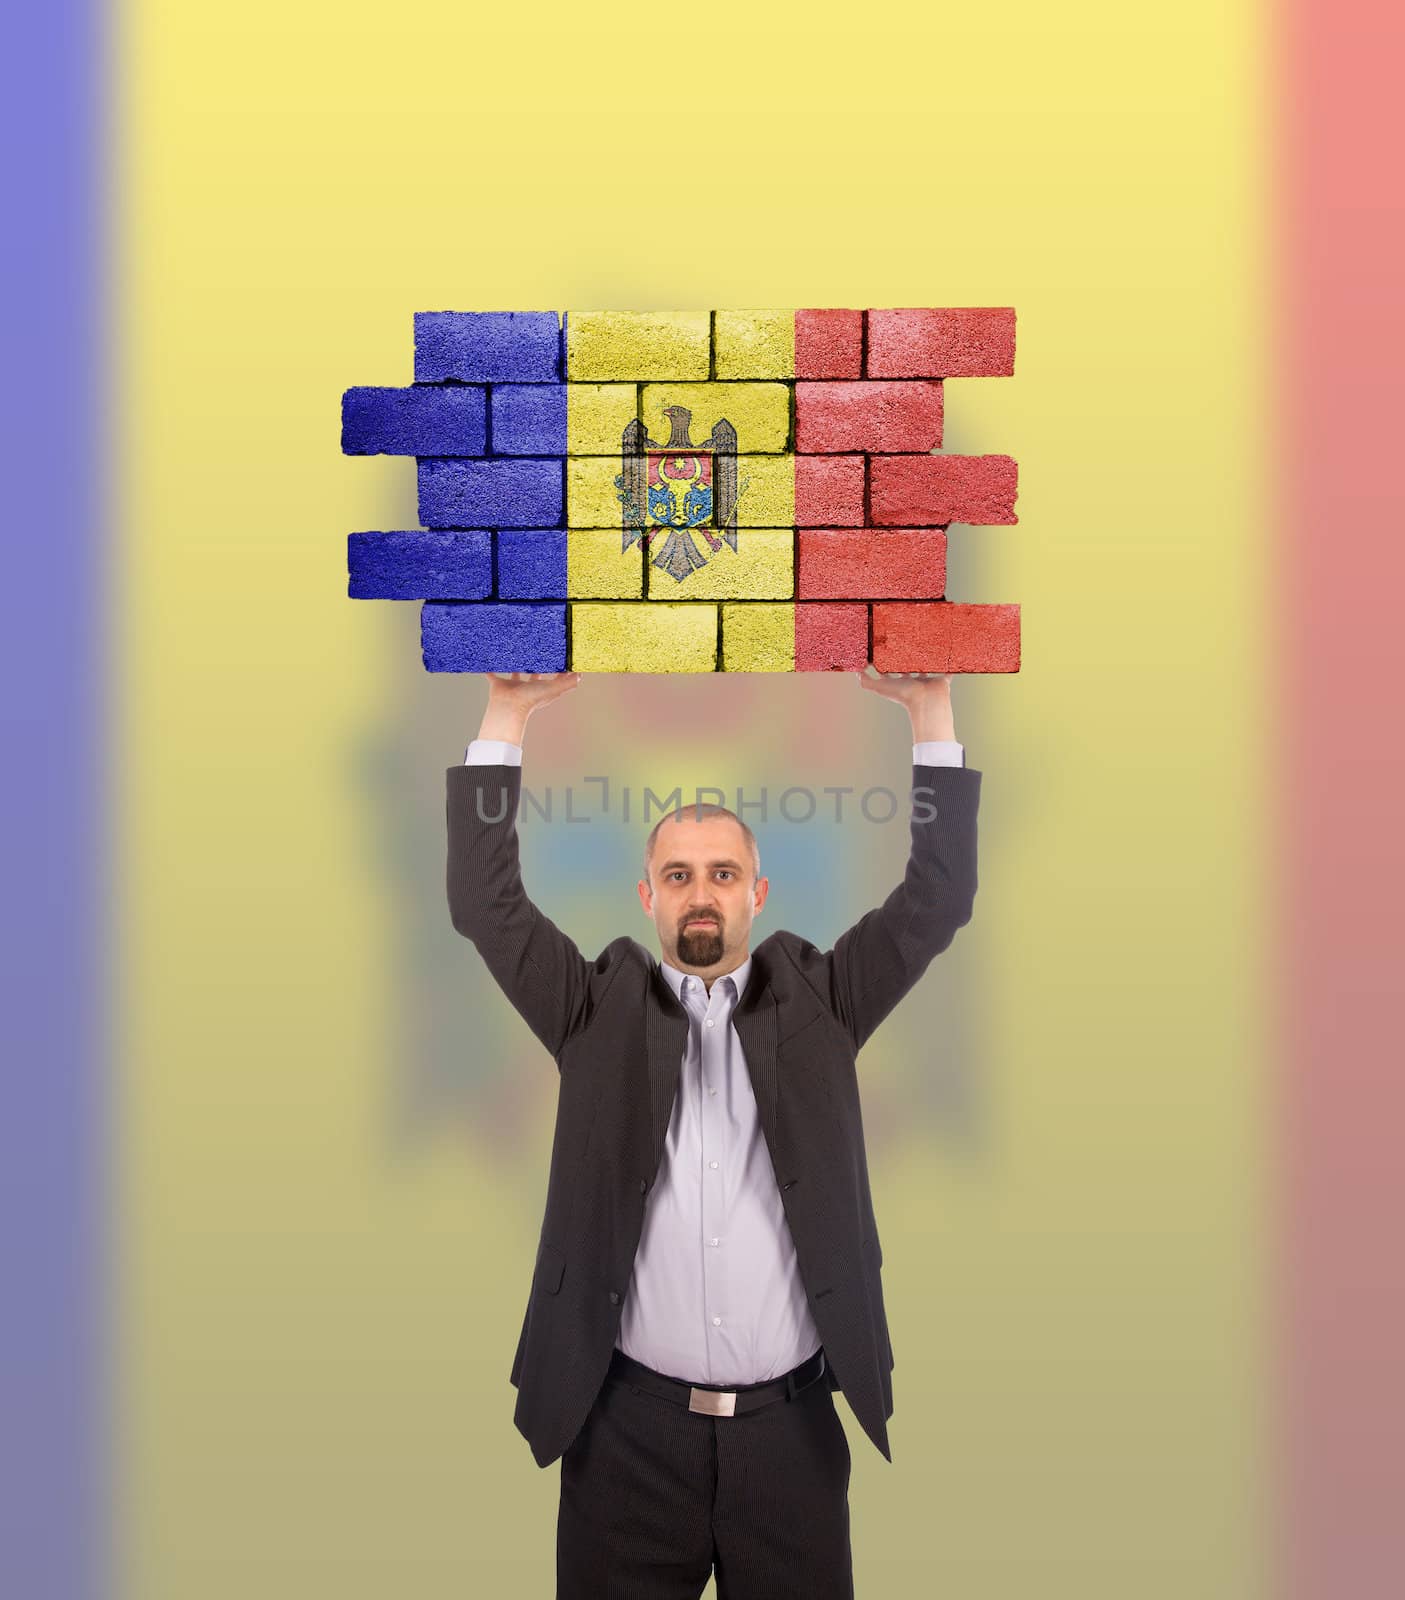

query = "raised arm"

[826,670,981,1052]
[447,671,592,1062]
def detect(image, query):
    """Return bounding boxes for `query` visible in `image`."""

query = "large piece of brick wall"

[341,308,1020,673]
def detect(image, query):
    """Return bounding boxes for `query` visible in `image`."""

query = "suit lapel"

[644,970,689,1163]
[644,954,779,1161]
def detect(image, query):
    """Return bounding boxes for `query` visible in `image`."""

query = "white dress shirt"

[462,733,965,1382]
[621,950,825,1383]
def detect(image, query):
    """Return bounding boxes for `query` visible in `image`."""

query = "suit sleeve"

[827,762,982,1053]
[446,762,593,1063]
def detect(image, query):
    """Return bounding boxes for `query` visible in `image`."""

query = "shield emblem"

[616,405,739,584]
[648,450,713,531]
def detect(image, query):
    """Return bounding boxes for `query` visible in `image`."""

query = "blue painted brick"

[418,458,562,528]
[491,384,567,455]
[341,385,485,456]
[497,529,567,598]
[415,311,561,383]
[421,602,567,672]
[347,530,491,599]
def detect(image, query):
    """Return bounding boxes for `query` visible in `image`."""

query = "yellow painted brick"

[722,603,795,672]
[571,602,717,673]
[734,455,796,526]
[566,311,710,381]
[640,382,790,453]
[714,309,795,380]
[566,384,637,456]
[567,457,627,528]
[571,453,795,529]
[568,529,643,598]
[646,529,794,601]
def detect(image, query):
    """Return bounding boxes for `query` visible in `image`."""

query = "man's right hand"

[477,671,582,743]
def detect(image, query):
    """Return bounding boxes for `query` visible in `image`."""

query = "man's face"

[637,812,768,975]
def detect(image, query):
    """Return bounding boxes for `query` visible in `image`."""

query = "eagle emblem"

[614,405,739,584]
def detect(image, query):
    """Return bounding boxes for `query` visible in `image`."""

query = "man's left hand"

[855,666,956,742]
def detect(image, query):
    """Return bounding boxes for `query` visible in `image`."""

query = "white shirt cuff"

[465,739,524,765]
[466,739,958,767]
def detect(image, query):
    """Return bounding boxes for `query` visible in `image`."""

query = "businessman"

[447,667,981,1598]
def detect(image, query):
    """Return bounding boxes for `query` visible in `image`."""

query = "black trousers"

[556,1352,854,1598]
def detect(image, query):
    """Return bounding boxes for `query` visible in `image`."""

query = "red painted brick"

[795,455,864,527]
[795,308,863,379]
[872,602,1021,672]
[795,602,869,670]
[945,603,1021,671]
[798,530,946,599]
[795,381,943,453]
[867,308,1016,378]
[869,454,1018,525]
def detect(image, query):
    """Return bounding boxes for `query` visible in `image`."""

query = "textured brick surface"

[571,602,717,672]
[647,529,794,600]
[794,602,869,670]
[419,458,563,529]
[345,306,1020,672]
[722,603,795,672]
[491,385,567,455]
[566,312,710,381]
[641,382,790,452]
[566,384,638,455]
[795,309,863,379]
[414,311,560,383]
[566,457,629,528]
[422,601,567,671]
[795,455,865,527]
[798,529,946,598]
[866,308,1016,378]
[795,381,943,453]
[869,454,1018,525]
[347,530,491,599]
[734,456,796,525]
[341,386,485,456]
[568,529,644,598]
[497,529,566,598]
[872,601,1021,672]
[942,601,1021,671]
[713,310,795,379]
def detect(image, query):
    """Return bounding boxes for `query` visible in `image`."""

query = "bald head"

[643,802,760,888]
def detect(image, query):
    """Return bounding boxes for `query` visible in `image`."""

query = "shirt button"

[709,1160,718,1169]
[712,1316,722,1326]
[705,1018,715,1028]
[710,1238,720,1247]
[709,1088,717,1096]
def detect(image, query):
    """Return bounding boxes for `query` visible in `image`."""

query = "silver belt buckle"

[689,1385,737,1417]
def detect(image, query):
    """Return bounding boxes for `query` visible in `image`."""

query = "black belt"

[606,1345,828,1417]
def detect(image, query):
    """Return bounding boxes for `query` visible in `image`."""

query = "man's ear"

[637,877,655,919]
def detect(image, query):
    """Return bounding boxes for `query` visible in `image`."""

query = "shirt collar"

[659,950,752,1006]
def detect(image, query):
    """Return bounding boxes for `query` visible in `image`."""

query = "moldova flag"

[342,308,1020,673]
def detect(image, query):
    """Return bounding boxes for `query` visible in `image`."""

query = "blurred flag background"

[5,1,1401,1597]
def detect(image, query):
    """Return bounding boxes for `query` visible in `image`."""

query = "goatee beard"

[678,923,723,965]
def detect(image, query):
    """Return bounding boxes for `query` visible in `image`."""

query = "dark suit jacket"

[446,758,982,1467]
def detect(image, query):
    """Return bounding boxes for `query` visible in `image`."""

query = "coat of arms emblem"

[615,405,738,583]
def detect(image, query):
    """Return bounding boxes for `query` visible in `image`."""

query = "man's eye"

[717,871,733,880]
